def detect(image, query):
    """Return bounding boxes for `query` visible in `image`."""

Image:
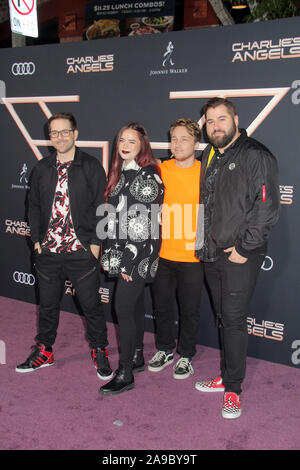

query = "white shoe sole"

[174,372,191,380]
[222,409,242,419]
[15,362,54,373]
[97,371,114,381]
[148,358,174,372]
[195,383,225,392]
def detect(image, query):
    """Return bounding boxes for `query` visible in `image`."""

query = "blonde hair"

[170,118,201,142]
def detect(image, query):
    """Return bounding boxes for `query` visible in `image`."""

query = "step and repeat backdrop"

[0,17,299,368]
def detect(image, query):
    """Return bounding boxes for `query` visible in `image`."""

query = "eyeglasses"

[49,129,74,138]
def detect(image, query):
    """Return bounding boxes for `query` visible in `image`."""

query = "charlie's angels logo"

[2,95,110,174]
[247,317,284,342]
[5,219,30,236]
[280,185,294,205]
[66,55,114,74]
[232,37,300,63]
[99,287,110,303]
[168,87,291,150]
[64,281,110,303]
[3,85,298,174]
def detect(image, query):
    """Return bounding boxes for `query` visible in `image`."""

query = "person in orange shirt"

[148,118,204,379]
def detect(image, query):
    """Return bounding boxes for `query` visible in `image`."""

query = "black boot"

[99,364,134,396]
[132,348,145,373]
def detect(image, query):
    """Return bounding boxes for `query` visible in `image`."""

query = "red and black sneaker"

[222,392,242,419]
[91,347,113,380]
[16,344,54,373]
[195,376,225,392]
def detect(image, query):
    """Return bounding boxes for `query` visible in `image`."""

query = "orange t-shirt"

[159,159,201,262]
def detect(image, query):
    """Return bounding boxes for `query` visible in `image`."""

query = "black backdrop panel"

[1,17,300,368]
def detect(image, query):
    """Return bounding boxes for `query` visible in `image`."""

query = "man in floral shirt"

[16,112,112,381]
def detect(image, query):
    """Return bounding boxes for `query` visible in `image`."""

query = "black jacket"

[28,148,107,247]
[195,129,280,262]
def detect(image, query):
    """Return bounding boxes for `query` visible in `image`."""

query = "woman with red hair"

[99,122,164,396]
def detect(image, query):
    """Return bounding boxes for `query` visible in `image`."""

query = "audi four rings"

[13,272,35,285]
[12,62,35,76]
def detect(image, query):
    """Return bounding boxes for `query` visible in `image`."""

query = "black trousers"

[114,275,146,369]
[34,249,108,349]
[204,251,264,394]
[151,258,204,359]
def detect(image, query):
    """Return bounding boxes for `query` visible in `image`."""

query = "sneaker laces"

[174,357,194,375]
[150,350,167,363]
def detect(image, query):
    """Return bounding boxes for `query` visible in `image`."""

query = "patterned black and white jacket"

[102,160,164,282]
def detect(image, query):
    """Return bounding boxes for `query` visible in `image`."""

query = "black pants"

[204,251,264,394]
[114,275,146,368]
[151,258,204,359]
[34,249,108,349]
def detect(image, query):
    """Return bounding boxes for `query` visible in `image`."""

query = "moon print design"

[125,243,138,260]
[110,174,125,197]
[121,209,151,242]
[129,175,159,203]
[116,194,126,213]
[153,173,163,185]
[150,257,159,278]
[138,258,149,279]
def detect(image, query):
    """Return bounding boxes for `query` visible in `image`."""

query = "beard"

[208,121,237,150]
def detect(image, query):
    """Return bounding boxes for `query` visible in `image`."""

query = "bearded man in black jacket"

[16,112,113,381]
[194,98,280,419]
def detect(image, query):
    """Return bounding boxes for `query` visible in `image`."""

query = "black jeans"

[204,251,264,394]
[114,275,146,369]
[34,248,108,349]
[152,258,204,358]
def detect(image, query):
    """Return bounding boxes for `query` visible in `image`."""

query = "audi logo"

[12,62,35,76]
[261,256,274,271]
[13,271,35,286]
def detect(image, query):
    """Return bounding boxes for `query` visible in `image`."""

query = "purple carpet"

[1,295,299,450]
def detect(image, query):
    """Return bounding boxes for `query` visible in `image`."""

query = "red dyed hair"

[105,122,159,200]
